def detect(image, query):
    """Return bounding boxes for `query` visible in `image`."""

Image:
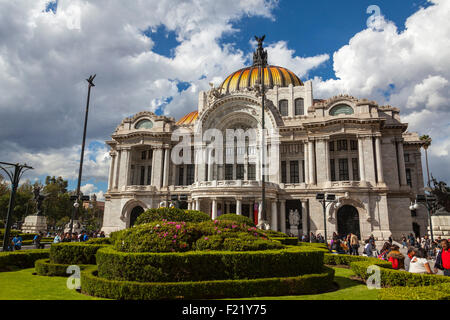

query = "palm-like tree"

[419,135,432,188]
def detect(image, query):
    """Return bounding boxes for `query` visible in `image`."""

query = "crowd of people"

[299,231,450,276]
[4,230,105,251]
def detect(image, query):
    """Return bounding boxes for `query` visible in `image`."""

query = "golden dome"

[219,65,303,94]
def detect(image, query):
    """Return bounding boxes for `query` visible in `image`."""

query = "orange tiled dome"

[219,65,303,94]
[176,111,198,125]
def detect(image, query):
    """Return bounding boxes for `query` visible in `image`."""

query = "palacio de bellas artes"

[101,37,433,244]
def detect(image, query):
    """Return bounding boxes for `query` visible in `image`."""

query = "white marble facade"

[101,65,429,242]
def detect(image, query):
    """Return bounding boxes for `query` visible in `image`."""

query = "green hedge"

[50,243,108,265]
[298,242,329,252]
[81,265,335,300]
[0,249,50,271]
[324,253,384,266]
[135,207,210,225]
[378,283,450,300]
[216,214,255,227]
[350,260,450,287]
[35,259,89,277]
[96,246,324,283]
[272,237,298,245]
[85,238,112,245]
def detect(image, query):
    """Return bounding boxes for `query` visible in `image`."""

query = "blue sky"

[1,0,448,199]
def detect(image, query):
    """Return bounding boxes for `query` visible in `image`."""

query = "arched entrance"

[337,205,360,239]
[129,206,144,227]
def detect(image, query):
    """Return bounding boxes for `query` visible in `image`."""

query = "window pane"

[352,158,359,181]
[406,169,412,187]
[350,140,358,151]
[295,98,304,115]
[248,164,256,180]
[225,165,233,180]
[281,161,287,183]
[141,151,147,160]
[178,167,184,186]
[279,100,288,116]
[329,141,334,151]
[140,166,145,185]
[236,164,244,180]
[187,165,195,185]
[290,161,299,183]
[147,166,152,185]
[330,159,336,181]
[338,159,349,181]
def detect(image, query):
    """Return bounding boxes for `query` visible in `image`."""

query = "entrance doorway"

[129,206,144,227]
[412,222,421,238]
[337,205,360,239]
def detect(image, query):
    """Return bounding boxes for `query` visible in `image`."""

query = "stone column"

[195,198,200,211]
[118,148,131,189]
[358,138,366,181]
[236,198,242,215]
[163,147,170,187]
[108,151,116,191]
[152,147,163,188]
[304,142,309,184]
[301,201,308,236]
[207,148,213,181]
[308,140,316,184]
[114,149,121,190]
[315,138,329,183]
[280,200,286,234]
[375,137,384,184]
[211,198,218,220]
[271,201,278,231]
[397,140,407,186]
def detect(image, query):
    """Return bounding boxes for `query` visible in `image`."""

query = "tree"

[42,176,72,228]
[430,175,450,213]
[420,134,432,187]
[0,179,34,224]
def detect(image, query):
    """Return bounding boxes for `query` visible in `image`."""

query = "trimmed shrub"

[378,283,450,300]
[35,259,89,277]
[86,238,112,245]
[298,242,329,252]
[216,214,255,227]
[113,220,281,253]
[50,243,108,265]
[135,207,210,225]
[324,253,384,266]
[0,249,50,271]
[81,265,335,300]
[272,237,298,245]
[261,229,290,238]
[96,246,324,283]
[350,260,450,287]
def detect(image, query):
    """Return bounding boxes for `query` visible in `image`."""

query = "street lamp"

[316,193,340,246]
[410,194,438,242]
[69,74,96,236]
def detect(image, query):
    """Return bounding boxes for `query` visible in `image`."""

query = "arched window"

[295,98,304,116]
[135,119,154,129]
[279,100,288,116]
[329,104,354,116]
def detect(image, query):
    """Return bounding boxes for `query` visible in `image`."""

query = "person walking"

[401,234,407,249]
[53,233,61,243]
[12,234,23,251]
[434,239,450,276]
[350,233,359,256]
[33,232,44,249]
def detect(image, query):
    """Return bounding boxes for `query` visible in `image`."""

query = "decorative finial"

[253,35,267,66]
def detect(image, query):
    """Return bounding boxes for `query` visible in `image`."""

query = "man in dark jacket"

[434,239,450,276]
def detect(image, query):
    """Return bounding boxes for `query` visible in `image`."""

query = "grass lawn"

[236,267,378,300]
[0,268,106,300]
[0,267,377,300]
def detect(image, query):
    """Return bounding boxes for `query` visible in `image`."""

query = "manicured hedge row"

[216,214,255,227]
[96,246,325,283]
[0,249,50,271]
[298,242,329,252]
[378,283,450,300]
[324,253,386,266]
[272,237,298,245]
[85,238,112,245]
[35,259,89,277]
[22,240,53,246]
[350,260,450,287]
[50,243,109,265]
[81,265,335,300]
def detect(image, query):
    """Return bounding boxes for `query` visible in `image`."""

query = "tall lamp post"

[409,194,438,242]
[69,74,96,236]
[316,193,340,247]
[254,35,268,228]
[0,162,33,251]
